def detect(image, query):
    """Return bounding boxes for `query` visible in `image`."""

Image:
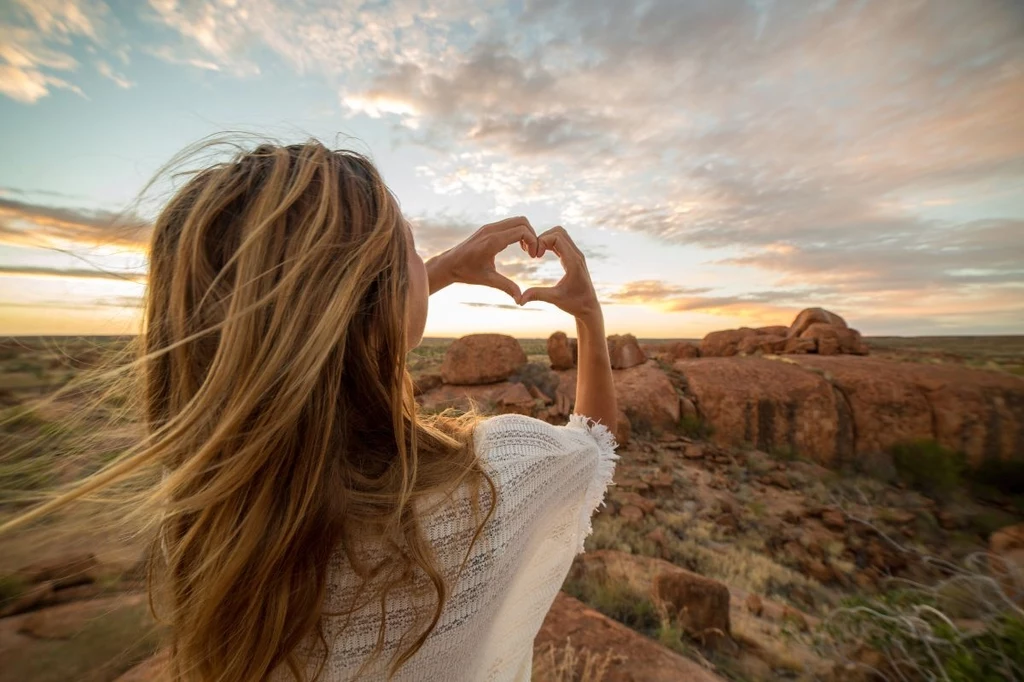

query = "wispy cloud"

[461,302,538,312]
[0,197,149,250]
[0,264,145,282]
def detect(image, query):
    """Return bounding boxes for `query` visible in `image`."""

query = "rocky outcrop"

[674,357,847,466]
[440,334,527,385]
[547,331,577,370]
[701,308,869,357]
[671,355,1024,469]
[607,334,646,370]
[548,362,680,435]
[535,592,727,682]
[569,550,731,645]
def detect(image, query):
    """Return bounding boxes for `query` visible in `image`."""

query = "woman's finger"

[481,215,532,234]
[536,232,582,271]
[519,286,558,306]
[493,224,539,257]
[482,270,524,304]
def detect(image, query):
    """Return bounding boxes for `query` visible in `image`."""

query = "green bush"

[889,440,966,498]
[679,414,713,439]
[562,574,660,635]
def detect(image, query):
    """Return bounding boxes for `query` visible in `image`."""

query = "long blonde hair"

[2,140,495,681]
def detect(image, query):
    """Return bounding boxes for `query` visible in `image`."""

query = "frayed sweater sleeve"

[563,413,620,552]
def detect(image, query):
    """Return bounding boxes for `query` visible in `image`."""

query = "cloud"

[0,197,150,250]
[461,302,537,312]
[0,0,116,102]
[96,59,134,88]
[0,264,145,282]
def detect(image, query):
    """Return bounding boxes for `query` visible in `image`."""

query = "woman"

[6,141,618,681]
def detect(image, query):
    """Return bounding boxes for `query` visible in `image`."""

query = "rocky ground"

[1,328,1023,681]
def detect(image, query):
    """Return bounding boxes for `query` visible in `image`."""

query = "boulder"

[419,381,524,414]
[789,308,848,338]
[800,323,842,355]
[674,357,846,466]
[667,341,700,360]
[547,331,577,370]
[412,373,442,396]
[19,594,146,640]
[613,362,681,434]
[792,357,936,458]
[783,337,816,354]
[653,571,731,646]
[757,325,791,337]
[18,553,99,589]
[700,328,757,357]
[738,334,787,356]
[569,550,731,644]
[535,592,728,682]
[607,334,646,370]
[496,383,535,416]
[440,334,527,385]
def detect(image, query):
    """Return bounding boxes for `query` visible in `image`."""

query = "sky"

[0,0,1022,338]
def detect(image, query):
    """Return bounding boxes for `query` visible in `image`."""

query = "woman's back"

[289,414,617,681]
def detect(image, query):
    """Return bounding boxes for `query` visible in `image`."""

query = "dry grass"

[532,641,615,682]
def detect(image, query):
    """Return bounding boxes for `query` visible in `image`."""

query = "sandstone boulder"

[440,334,527,385]
[412,373,442,396]
[791,357,936,458]
[535,592,727,682]
[569,550,730,643]
[653,570,731,645]
[613,362,680,434]
[700,328,757,357]
[667,341,700,360]
[419,381,523,414]
[674,357,846,465]
[547,331,577,370]
[738,334,787,356]
[800,323,842,355]
[790,307,848,337]
[496,382,535,416]
[784,337,816,354]
[757,326,791,337]
[607,334,646,370]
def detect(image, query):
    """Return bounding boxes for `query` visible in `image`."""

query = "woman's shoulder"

[473,413,617,464]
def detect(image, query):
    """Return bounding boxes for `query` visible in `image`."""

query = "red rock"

[800,323,842,355]
[836,328,870,355]
[616,491,656,515]
[18,553,99,588]
[412,373,442,396]
[781,605,810,632]
[673,357,846,466]
[667,341,701,360]
[547,331,577,370]
[496,382,535,415]
[746,593,764,616]
[757,326,791,337]
[619,505,644,522]
[419,381,523,414]
[680,396,698,421]
[535,592,728,682]
[700,328,757,357]
[990,523,1024,555]
[607,334,647,370]
[783,337,817,354]
[821,509,846,531]
[613,362,681,434]
[792,357,934,458]
[19,594,147,640]
[653,570,731,645]
[440,334,527,385]
[739,334,787,356]
[789,308,848,338]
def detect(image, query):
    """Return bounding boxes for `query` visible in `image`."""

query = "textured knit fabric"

[278,413,618,681]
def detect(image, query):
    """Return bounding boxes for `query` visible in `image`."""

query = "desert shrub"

[821,553,1024,682]
[889,440,966,498]
[532,641,613,682]
[679,414,713,439]
[562,574,660,634]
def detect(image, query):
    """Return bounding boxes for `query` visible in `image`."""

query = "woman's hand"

[425,216,539,302]
[519,226,601,326]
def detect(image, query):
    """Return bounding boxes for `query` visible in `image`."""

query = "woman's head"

[3,139,488,681]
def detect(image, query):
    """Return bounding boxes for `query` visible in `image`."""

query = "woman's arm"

[520,227,617,433]
[424,216,538,300]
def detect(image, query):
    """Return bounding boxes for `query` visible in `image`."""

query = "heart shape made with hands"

[485,224,591,314]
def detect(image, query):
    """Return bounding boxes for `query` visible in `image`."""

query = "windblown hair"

[2,140,495,681]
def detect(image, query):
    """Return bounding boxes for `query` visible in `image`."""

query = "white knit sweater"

[282,413,618,681]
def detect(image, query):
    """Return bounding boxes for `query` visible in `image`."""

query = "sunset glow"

[1,0,1022,337]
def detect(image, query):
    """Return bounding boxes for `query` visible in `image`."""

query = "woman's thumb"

[520,287,556,306]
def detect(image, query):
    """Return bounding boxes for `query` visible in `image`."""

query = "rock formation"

[700,308,869,357]
[440,333,527,385]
